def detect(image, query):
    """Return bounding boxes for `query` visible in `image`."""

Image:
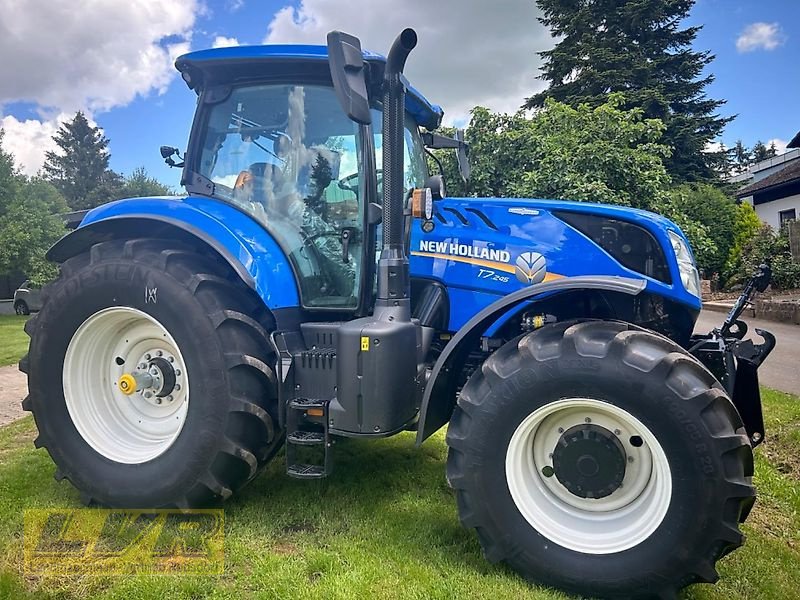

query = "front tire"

[446,320,754,599]
[20,239,283,507]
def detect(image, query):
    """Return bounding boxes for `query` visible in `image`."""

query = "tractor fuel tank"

[331,316,421,435]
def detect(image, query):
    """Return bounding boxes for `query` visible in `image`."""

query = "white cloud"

[0,0,197,113]
[736,22,785,53]
[0,115,60,175]
[0,0,197,177]
[767,138,789,155]
[0,113,109,176]
[264,0,553,124]
[212,36,241,48]
[227,0,245,11]
[703,141,725,154]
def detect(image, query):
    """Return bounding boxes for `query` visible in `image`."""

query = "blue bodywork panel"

[409,197,701,333]
[79,196,300,310]
[73,194,700,330]
[175,45,444,130]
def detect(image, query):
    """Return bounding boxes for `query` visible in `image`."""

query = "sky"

[0,0,797,189]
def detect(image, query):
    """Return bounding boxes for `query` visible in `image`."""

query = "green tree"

[0,130,21,219]
[120,166,174,198]
[42,111,122,210]
[668,183,737,276]
[527,0,731,183]
[0,133,67,285]
[430,96,717,262]
[768,140,779,158]
[732,140,751,172]
[732,223,800,290]
[462,95,673,208]
[723,202,765,283]
[751,140,776,164]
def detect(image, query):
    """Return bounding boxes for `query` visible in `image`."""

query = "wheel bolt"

[157,350,163,357]
[558,427,564,433]
[584,417,591,423]
[541,465,555,478]
[155,398,162,404]
[144,391,152,399]
[166,396,173,402]
[138,363,146,370]
[175,370,181,376]
[614,429,621,435]
[628,456,634,463]
[145,353,151,360]
[168,356,174,363]
[175,384,181,391]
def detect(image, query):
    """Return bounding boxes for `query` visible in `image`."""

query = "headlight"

[668,231,700,297]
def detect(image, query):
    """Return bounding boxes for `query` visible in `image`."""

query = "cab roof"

[175,44,444,130]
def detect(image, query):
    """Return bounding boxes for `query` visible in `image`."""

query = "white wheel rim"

[63,307,189,464]
[505,398,672,554]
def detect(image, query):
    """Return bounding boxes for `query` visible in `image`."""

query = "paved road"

[694,310,799,396]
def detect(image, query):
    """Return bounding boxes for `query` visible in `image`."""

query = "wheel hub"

[552,424,627,499]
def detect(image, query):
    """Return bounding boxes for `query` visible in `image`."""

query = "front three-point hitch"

[689,265,776,446]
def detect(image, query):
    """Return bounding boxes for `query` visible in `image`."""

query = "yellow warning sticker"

[360,336,370,351]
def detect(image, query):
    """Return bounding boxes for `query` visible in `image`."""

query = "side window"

[372,110,428,200]
[196,84,365,309]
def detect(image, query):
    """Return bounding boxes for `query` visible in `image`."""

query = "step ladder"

[285,398,331,479]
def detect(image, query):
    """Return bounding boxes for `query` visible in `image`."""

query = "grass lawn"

[0,389,798,599]
[0,315,30,368]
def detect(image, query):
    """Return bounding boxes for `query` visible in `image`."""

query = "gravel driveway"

[0,364,26,426]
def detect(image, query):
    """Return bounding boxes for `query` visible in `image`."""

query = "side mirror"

[160,146,184,168]
[455,129,470,183]
[327,31,372,125]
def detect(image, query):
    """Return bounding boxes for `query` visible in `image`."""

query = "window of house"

[779,208,796,226]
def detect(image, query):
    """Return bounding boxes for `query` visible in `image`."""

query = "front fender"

[47,196,300,310]
[415,275,646,444]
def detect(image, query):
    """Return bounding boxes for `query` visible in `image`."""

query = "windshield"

[197,84,362,222]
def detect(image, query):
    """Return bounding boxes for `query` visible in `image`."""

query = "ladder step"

[289,398,327,411]
[287,464,327,479]
[287,431,325,445]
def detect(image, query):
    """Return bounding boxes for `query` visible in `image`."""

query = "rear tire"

[14,300,29,315]
[446,320,754,599]
[20,238,283,507]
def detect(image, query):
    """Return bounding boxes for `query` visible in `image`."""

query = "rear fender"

[415,276,646,444]
[47,196,300,310]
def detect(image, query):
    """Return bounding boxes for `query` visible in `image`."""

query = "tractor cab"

[174,42,439,313]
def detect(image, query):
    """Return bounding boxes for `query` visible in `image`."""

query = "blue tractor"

[22,29,774,598]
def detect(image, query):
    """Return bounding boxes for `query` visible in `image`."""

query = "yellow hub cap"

[118,373,137,395]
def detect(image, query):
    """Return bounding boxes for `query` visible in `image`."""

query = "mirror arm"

[420,131,467,150]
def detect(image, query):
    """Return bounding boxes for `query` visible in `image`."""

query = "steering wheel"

[338,169,382,193]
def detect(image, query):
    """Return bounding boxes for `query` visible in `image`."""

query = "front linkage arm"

[689,264,776,446]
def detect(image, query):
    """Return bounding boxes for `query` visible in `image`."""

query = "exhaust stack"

[376,28,417,313]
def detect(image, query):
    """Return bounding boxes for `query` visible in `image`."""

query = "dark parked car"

[13,281,42,315]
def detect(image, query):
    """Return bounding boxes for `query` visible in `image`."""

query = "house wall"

[746,193,800,229]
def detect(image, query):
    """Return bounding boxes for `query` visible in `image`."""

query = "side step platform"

[286,398,332,479]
